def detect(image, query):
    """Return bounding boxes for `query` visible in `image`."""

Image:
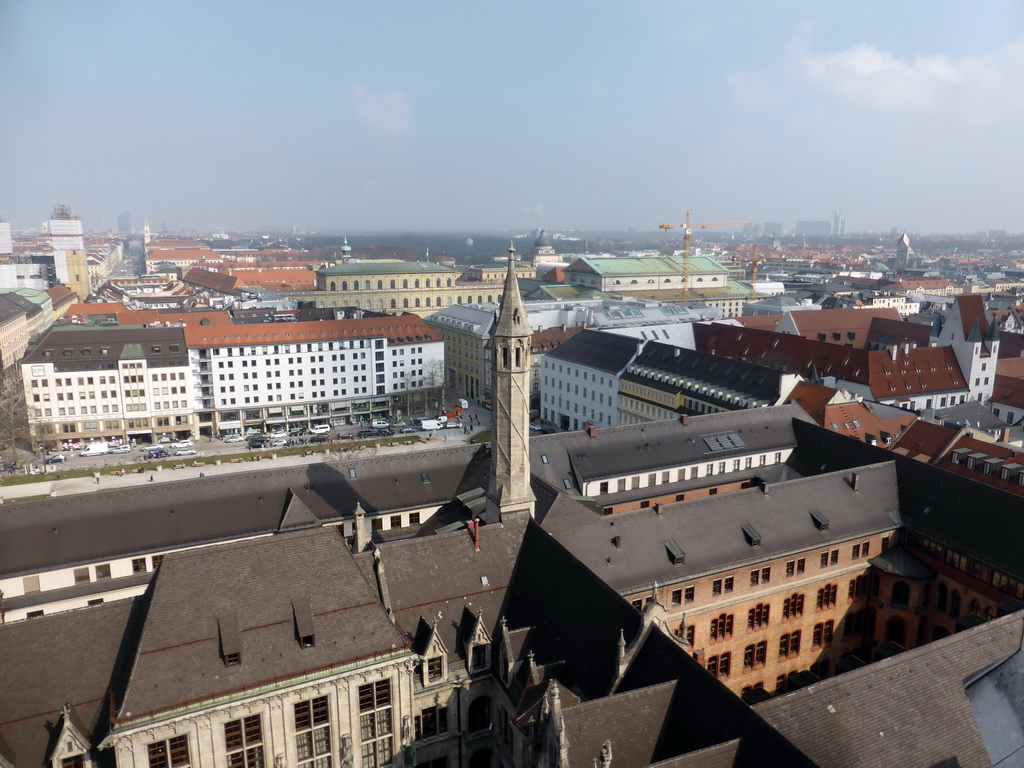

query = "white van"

[309,424,331,435]
[371,418,389,429]
[80,441,110,457]
[457,398,469,410]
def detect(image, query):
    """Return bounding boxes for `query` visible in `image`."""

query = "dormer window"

[471,643,489,671]
[427,656,444,683]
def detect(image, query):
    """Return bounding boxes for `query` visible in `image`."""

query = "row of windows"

[327,277,454,291]
[596,452,784,495]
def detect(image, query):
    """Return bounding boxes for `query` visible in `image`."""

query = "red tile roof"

[991,375,1024,411]
[934,435,1024,495]
[182,268,239,294]
[888,420,962,463]
[183,316,437,348]
[819,401,916,445]
[954,294,992,339]
[784,381,840,423]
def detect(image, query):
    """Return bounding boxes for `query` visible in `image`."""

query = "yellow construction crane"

[660,210,760,301]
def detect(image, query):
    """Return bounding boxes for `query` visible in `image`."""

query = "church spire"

[484,243,535,522]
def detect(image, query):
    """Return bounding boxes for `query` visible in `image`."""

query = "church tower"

[485,243,535,522]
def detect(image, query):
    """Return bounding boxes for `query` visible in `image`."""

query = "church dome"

[533,230,553,249]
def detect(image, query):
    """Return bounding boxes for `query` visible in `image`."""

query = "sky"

[2,1,1023,235]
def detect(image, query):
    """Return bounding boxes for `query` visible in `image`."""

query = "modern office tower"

[49,204,91,301]
[117,212,132,233]
[832,211,847,236]
[0,216,12,255]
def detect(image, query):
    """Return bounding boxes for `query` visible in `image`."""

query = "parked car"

[224,435,245,442]
[147,449,170,459]
[270,430,287,438]
[45,454,66,464]
[270,438,288,447]
[309,424,331,434]
[110,445,132,453]
[529,422,543,432]
[174,448,198,456]
[310,435,330,444]
[172,439,194,449]
[288,428,306,436]
[248,438,270,449]
[371,418,390,429]
[399,426,417,434]
[336,432,354,440]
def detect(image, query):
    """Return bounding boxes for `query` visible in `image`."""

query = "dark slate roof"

[542,462,899,593]
[622,341,788,409]
[0,446,479,578]
[359,512,530,663]
[505,520,644,700]
[790,419,1024,581]
[561,681,677,767]
[542,328,640,373]
[0,598,141,768]
[529,405,813,490]
[115,527,406,723]
[23,325,188,367]
[756,610,1024,768]
[616,630,816,767]
[868,543,936,579]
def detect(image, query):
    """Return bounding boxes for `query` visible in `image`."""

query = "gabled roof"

[182,315,438,348]
[756,611,1024,768]
[114,527,405,723]
[819,400,916,445]
[888,419,962,462]
[544,328,641,373]
[784,381,841,422]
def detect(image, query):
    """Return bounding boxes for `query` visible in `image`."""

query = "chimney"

[680,414,688,427]
[890,345,898,361]
[761,481,770,495]
[1002,426,1012,444]
[471,518,481,551]
[586,422,597,438]
[902,342,910,355]
[851,472,860,491]
[636,341,644,357]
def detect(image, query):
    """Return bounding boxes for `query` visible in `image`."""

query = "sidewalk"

[0,428,486,502]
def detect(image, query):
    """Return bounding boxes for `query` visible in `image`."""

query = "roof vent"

[293,598,315,648]
[810,509,830,531]
[741,524,762,547]
[665,540,685,565]
[611,535,621,548]
[218,614,242,666]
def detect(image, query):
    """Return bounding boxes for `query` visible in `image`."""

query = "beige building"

[22,326,196,448]
[289,261,511,318]
[0,301,28,369]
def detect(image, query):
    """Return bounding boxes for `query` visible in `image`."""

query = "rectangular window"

[671,588,682,606]
[74,567,90,585]
[414,705,449,741]
[95,563,111,580]
[225,715,263,768]
[831,549,839,565]
[750,569,760,587]
[684,586,695,603]
[724,576,734,593]
[132,558,148,573]
[294,696,331,768]
[358,680,393,768]
[147,735,191,768]
[712,579,722,596]
[23,575,40,593]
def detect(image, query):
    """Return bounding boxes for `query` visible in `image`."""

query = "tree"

[422,359,449,415]
[0,368,29,465]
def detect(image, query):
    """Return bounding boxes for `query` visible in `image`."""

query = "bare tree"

[0,368,29,465]
[422,359,448,415]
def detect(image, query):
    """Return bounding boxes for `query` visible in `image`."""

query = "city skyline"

[2,1,1023,234]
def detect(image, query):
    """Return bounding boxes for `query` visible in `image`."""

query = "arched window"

[515,346,521,367]
[330,300,337,308]
[457,296,463,304]
[376,299,384,310]
[415,279,420,288]
[403,299,409,308]
[949,590,962,618]
[415,298,421,308]
[377,280,383,290]
[502,347,510,368]
[446,297,452,305]
[425,297,431,307]
[364,280,370,290]
[403,279,408,289]
[468,697,491,732]
[390,279,396,289]
[936,583,948,611]
[390,299,397,309]
[436,278,442,287]
[478,295,483,303]
[341,281,348,291]
[647,278,655,283]
[696,277,704,282]
[447,278,452,287]
[630,279,638,285]
[968,599,982,616]
[330,281,337,291]
[891,581,910,609]
[886,618,906,645]
[487,295,493,302]
[436,296,442,306]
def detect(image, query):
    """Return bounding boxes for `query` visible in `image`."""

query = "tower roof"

[494,243,530,338]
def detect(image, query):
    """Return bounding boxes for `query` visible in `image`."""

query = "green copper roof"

[318,261,457,276]
[0,288,50,305]
[566,256,727,276]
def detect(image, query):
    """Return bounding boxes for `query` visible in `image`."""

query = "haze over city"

[2,0,1023,233]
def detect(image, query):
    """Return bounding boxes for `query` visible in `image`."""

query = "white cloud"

[352,86,411,135]
[791,36,1024,121]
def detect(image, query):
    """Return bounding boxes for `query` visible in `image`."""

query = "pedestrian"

[149,475,154,482]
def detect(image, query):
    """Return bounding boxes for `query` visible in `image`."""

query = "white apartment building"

[185,316,445,435]
[22,326,196,448]
[540,329,643,430]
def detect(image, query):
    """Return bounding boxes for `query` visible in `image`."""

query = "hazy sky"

[2,1,1023,234]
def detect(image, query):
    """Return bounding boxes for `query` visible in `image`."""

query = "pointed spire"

[617,629,626,662]
[494,242,530,338]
